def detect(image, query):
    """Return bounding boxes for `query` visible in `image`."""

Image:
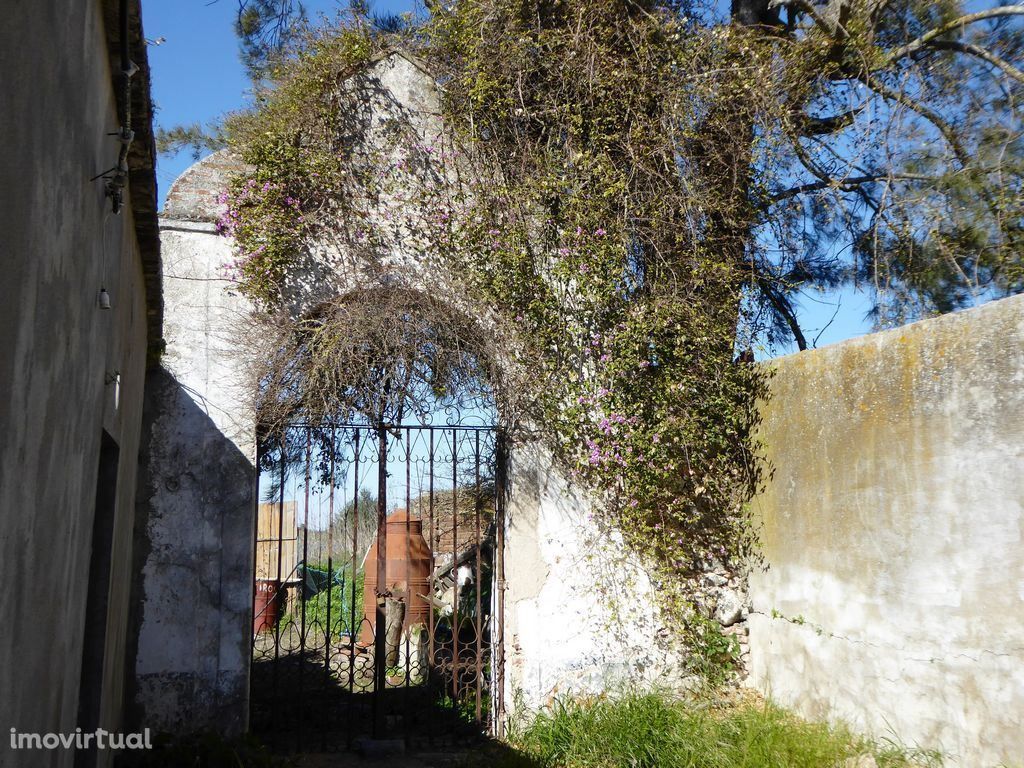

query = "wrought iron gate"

[250,423,506,751]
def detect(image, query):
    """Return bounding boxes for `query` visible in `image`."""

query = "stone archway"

[246,282,512,746]
[129,52,687,739]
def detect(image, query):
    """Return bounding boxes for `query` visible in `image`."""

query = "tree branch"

[912,39,1024,86]
[757,276,807,350]
[768,0,846,38]
[795,107,862,136]
[884,5,1024,65]
[860,74,970,164]
[771,172,935,201]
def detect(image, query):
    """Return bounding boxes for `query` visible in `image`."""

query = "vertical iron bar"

[427,429,436,745]
[450,428,459,712]
[298,427,311,750]
[272,435,286,748]
[349,430,360,697]
[373,424,388,738]
[248,440,262,733]
[495,431,508,738]
[474,431,483,724]
[323,425,336,750]
[404,427,411,690]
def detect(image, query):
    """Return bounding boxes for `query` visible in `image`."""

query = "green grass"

[496,692,943,768]
[283,565,364,639]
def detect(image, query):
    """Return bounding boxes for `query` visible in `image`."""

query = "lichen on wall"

[747,293,1024,766]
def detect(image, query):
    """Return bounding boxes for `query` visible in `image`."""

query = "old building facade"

[0,1,160,767]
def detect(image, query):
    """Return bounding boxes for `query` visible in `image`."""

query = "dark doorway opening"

[75,430,120,768]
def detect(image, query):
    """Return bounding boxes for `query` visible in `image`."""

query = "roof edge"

[103,0,163,367]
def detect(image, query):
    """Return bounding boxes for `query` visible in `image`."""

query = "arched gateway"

[129,52,685,746]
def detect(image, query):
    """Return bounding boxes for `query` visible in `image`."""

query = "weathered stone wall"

[124,51,464,733]
[748,293,1024,766]
[503,443,690,710]
[139,52,1024,759]
[128,154,256,734]
[0,1,158,766]
[139,54,689,732]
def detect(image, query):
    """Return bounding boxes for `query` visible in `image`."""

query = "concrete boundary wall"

[748,293,1024,766]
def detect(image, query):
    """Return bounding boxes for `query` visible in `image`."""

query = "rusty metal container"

[253,579,281,634]
[360,509,432,645]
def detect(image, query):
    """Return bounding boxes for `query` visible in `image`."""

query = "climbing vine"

[219,3,778,661]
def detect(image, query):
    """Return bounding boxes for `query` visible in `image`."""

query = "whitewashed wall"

[131,155,255,733]
[748,294,1024,766]
[503,442,688,710]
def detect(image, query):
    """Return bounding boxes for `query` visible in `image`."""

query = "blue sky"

[141,0,874,354]
[142,0,417,200]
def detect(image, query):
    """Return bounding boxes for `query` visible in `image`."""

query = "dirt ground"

[292,744,521,768]
[295,752,468,768]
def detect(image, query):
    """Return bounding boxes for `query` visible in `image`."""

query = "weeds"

[498,692,943,768]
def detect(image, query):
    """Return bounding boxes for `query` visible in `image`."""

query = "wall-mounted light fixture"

[92,0,138,215]
[105,370,121,412]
